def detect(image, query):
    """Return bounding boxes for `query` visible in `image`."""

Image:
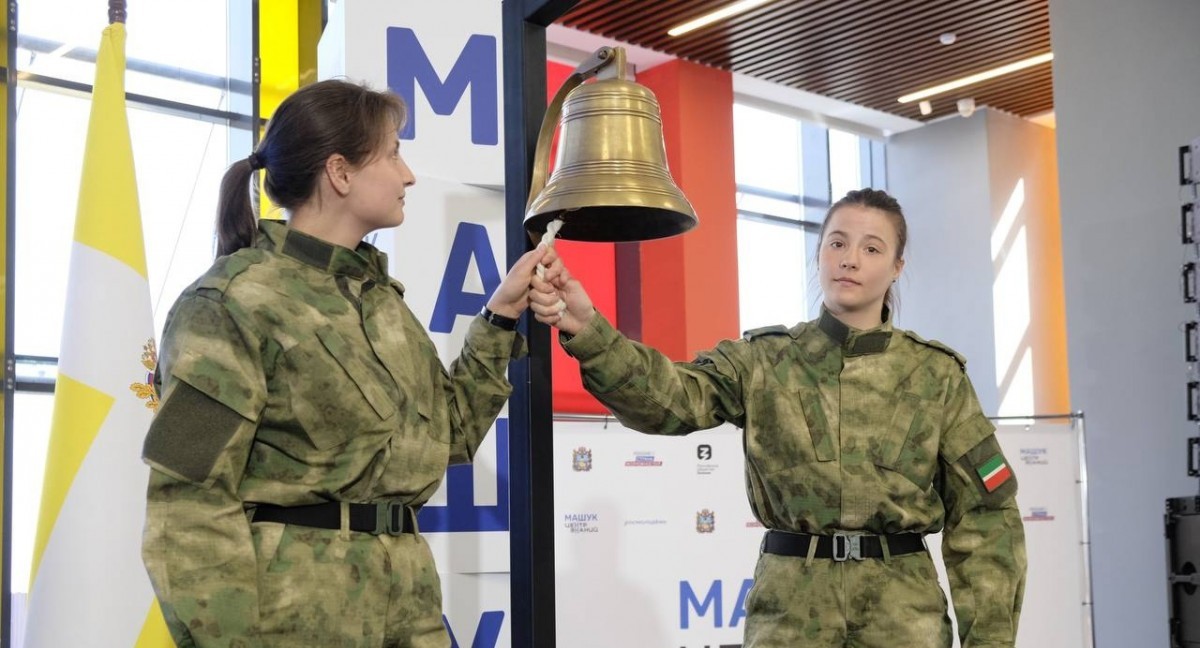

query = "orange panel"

[636,60,739,362]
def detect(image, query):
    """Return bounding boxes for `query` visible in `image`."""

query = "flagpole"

[109,0,126,25]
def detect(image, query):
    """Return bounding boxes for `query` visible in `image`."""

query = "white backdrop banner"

[321,1,510,646]
[929,420,1093,648]
[554,421,759,648]
[555,418,1093,648]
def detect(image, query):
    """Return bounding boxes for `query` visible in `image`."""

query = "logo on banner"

[697,443,718,475]
[745,519,764,528]
[625,451,663,467]
[1023,506,1056,522]
[564,512,600,534]
[386,27,498,145]
[1020,447,1049,465]
[623,518,668,528]
[572,447,593,472]
[696,509,716,533]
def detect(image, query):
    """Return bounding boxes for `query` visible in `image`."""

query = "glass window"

[15,89,229,357]
[9,3,251,624]
[737,217,808,330]
[17,1,233,109]
[828,128,862,200]
[733,103,801,196]
[735,191,802,221]
[11,392,55,595]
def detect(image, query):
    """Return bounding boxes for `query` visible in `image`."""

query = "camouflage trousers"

[249,522,448,648]
[743,549,953,648]
[159,523,453,648]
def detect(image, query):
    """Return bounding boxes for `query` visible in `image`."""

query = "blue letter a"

[431,222,501,334]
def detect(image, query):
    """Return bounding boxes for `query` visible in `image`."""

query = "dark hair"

[215,79,407,256]
[816,188,908,313]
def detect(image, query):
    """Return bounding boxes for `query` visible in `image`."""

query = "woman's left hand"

[485,244,553,319]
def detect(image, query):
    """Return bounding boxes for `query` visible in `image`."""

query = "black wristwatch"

[480,307,519,331]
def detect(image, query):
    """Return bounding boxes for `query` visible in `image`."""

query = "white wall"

[887,113,1000,413]
[1049,0,1200,645]
[985,110,1069,417]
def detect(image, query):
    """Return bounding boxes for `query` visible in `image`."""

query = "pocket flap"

[316,326,396,420]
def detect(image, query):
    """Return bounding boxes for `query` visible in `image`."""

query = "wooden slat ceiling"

[558,0,1053,122]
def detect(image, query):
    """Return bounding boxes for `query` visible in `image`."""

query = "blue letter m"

[387,28,498,145]
[680,580,723,629]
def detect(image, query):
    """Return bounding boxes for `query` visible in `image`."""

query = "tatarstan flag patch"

[977,454,1013,492]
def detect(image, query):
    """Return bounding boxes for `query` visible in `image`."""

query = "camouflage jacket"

[562,309,1026,647]
[141,220,522,646]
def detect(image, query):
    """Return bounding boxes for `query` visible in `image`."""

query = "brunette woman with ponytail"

[141,79,547,647]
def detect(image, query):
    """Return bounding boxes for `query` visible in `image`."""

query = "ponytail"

[215,158,259,256]
[212,80,407,257]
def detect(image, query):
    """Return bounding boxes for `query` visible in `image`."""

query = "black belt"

[761,530,925,561]
[252,502,418,535]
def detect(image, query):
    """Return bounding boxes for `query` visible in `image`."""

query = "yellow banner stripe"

[72,23,147,278]
[135,598,174,647]
[29,374,113,586]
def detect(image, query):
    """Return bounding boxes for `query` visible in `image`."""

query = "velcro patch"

[142,381,247,485]
[976,453,1013,492]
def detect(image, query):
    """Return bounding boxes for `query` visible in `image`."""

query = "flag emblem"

[977,454,1013,492]
[129,338,159,411]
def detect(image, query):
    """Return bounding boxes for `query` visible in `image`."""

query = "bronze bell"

[524,47,698,243]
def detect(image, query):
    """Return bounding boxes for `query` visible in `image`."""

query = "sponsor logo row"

[572,444,721,475]
[562,509,766,534]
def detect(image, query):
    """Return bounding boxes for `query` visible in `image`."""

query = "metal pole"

[1,1,15,645]
[503,1,578,645]
[1074,411,1097,648]
[987,413,1083,422]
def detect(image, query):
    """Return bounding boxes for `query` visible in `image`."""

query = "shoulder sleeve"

[561,312,748,434]
[160,293,267,421]
[903,329,967,370]
[938,366,1027,647]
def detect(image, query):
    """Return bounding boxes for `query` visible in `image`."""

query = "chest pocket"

[285,325,397,450]
[875,392,940,490]
[747,385,834,474]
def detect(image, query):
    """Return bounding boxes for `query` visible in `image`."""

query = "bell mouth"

[525,206,697,243]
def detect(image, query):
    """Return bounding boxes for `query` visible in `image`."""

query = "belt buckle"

[373,501,406,536]
[832,532,862,562]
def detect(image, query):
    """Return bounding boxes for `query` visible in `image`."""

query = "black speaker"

[1167,495,1200,646]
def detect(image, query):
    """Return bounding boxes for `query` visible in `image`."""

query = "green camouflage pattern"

[744,550,953,647]
[142,220,520,646]
[562,309,1026,647]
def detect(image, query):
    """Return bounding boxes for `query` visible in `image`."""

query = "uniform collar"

[817,305,893,357]
[258,219,390,281]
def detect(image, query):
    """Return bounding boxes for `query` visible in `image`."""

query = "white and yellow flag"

[23,22,171,647]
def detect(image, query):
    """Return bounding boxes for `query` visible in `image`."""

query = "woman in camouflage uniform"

[530,189,1026,648]
[141,79,545,647]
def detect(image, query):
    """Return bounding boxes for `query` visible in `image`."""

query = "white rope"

[536,218,566,315]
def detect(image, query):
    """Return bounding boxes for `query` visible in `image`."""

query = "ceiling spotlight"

[957,98,976,118]
[939,33,957,45]
[919,100,933,115]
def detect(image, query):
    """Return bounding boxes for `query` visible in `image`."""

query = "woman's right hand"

[528,246,595,336]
